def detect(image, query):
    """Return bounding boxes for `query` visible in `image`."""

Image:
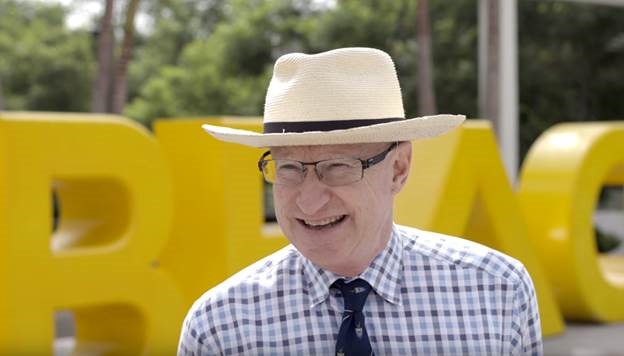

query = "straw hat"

[202,47,465,147]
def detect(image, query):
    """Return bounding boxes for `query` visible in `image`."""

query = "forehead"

[270,142,389,159]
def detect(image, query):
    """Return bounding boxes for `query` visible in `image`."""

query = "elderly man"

[178,48,542,355]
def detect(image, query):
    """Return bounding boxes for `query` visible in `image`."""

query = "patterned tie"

[332,278,374,356]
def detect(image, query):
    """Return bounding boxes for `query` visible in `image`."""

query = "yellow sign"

[1,112,623,354]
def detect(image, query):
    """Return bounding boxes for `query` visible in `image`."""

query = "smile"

[298,215,347,230]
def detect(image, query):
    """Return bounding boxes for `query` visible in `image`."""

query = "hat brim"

[202,114,465,148]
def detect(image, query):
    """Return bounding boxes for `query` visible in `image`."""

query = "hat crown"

[202,47,465,148]
[264,48,405,124]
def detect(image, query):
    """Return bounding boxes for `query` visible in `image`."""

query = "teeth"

[304,215,343,227]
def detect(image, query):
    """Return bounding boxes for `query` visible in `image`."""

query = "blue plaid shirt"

[178,224,543,355]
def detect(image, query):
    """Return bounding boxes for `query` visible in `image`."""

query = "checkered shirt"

[178,224,543,355]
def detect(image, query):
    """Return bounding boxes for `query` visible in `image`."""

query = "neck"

[325,223,393,278]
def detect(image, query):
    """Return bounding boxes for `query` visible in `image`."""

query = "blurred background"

[2,0,624,157]
[1,0,623,354]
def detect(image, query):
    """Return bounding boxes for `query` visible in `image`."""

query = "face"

[270,142,412,277]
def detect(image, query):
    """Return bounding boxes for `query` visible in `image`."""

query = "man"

[178,47,542,355]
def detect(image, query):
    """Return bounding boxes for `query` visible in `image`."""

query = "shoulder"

[394,225,542,352]
[395,224,531,288]
[179,245,302,348]
[190,243,300,313]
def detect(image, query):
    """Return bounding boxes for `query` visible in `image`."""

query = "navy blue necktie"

[332,278,374,356]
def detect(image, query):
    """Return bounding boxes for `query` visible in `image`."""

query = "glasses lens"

[265,160,305,185]
[317,158,363,186]
[260,160,276,183]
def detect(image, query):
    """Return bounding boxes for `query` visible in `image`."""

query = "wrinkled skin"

[270,141,412,277]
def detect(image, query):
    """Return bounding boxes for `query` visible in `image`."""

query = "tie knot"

[332,278,372,312]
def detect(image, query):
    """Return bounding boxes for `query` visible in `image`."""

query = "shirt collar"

[301,224,404,308]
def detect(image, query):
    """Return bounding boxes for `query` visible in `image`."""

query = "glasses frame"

[257,142,400,186]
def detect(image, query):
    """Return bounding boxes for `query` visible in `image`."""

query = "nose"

[295,169,331,216]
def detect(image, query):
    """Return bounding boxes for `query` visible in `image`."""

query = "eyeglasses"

[258,142,399,187]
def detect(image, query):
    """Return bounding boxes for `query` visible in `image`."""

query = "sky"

[43,0,102,29]
[37,0,152,33]
[38,0,337,31]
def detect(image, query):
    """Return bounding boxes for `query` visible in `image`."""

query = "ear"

[391,141,412,195]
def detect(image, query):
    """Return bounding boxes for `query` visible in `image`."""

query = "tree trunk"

[416,0,437,116]
[485,0,500,131]
[112,0,141,114]
[0,76,4,111]
[92,0,115,113]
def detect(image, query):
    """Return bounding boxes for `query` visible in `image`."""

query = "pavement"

[543,323,624,356]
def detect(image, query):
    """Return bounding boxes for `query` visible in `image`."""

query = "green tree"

[127,0,227,108]
[518,1,624,159]
[125,0,623,154]
[309,0,478,119]
[0,0,95,111]
[126,0,480,126]
[125,0,320,125]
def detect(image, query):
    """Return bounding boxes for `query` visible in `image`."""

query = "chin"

[294,239,342,262]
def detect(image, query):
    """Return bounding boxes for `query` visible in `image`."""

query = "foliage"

[126,0,480,127]
[2,0,624,158]
[0,0,94,111]
[518,0,624,158]
[125,0,320,125]
[126,0,227,103]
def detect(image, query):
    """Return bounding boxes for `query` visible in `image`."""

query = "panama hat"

[202,47,465,147]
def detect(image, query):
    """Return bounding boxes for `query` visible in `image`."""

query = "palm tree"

[484,0,500,129]
[417,0,437,116]
[112,0,141,114]
[91,0,115,113]
[0,76,4,111]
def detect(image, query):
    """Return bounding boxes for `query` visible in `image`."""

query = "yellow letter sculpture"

[5,113,624,349]
[154,118,289,303]
[518,122,624,321]
[0,112,185,354]
[395,120,564,336]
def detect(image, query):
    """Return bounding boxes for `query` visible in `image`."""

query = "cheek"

[355,175,395,223]
[272,190,285,214]
[361,171,394,204]
[272,187,293,218]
